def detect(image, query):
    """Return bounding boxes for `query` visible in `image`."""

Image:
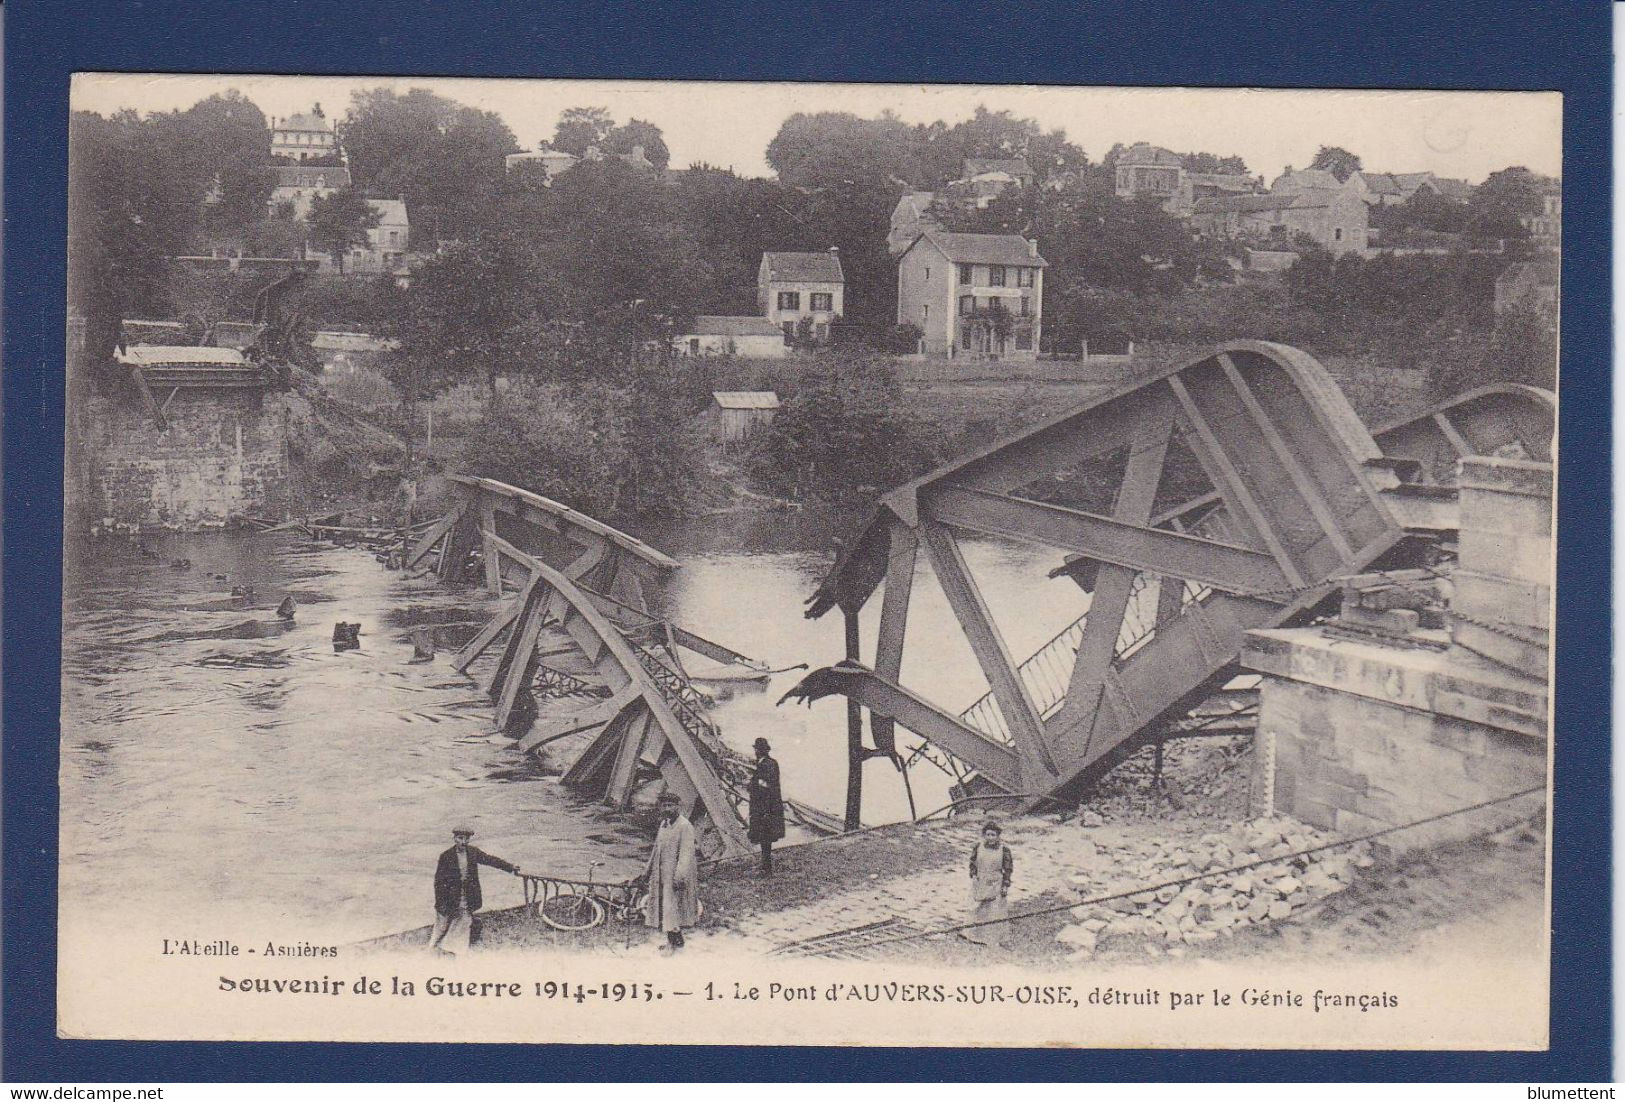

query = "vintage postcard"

[60,74,1558,1048]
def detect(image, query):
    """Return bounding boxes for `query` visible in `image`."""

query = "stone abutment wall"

[76,389,292,530]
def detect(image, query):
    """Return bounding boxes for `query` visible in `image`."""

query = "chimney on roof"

[828,246,839,255]
[313,103,324,118]
[1027,238,1039,258]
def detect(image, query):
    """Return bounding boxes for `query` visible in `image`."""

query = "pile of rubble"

[1086,735,1255,823]
[1055,815,1375,959]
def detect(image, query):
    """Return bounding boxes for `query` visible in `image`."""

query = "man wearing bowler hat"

[747,737,785,877]
[430,825,521,956]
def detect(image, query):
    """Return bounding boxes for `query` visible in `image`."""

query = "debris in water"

[409,628,436,664]
[333,622,362,651]
[170,558,192,571]
[276,596,296,621]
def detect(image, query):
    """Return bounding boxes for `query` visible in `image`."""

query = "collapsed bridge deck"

[787,341,1554,811]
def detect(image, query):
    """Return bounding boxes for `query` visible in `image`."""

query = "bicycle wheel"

[539,892,606,932]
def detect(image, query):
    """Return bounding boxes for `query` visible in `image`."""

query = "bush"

[881,322,923,354]
[750,351,944,501]
[458,378,707,522]
[322,365,399,409]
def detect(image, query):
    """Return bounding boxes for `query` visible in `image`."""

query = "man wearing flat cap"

[644,793,700,953]
[430,826,521,956]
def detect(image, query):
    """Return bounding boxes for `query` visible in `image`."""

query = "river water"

[59,509,1086,942]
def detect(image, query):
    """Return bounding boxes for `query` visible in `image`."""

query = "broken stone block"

[1268,900,1292,921]
[1057,924,1098,949]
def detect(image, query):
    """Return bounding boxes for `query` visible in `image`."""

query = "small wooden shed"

[703,391,782,444]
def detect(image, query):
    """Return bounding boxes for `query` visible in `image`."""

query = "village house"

[1115,143,1185,206]
[951,156,1035,208]
[270,105,339,163]
[1493,260,1559,316]
[758,249,845,343]
[1269,167,1348,196]
[963,156,1035,191]
[1191,189,1369,256]
[1522,184,1562,248]
[267,165,352,220]
[503,144,656,182]
[305,198,410,277]
[672,316,788,359]
[1114,143,1258,216]
[895,231,1045,359]
[1345,170,1465,207]
[310,331,399,375]
[700,391,782,444]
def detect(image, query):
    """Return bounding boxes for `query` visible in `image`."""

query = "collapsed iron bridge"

[784,340,1554,813]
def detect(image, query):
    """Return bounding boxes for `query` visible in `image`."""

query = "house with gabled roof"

[1270,166,1348,195]
[758,249,845,343]
[888,191,940,256]
[267,165,352,220]
[1114,144,1257,216]
[896,231,1046,358]
[963,157,1035,189]
[1191,189,1368,256]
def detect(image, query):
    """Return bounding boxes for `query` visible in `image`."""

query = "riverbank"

[355,733,1546,967]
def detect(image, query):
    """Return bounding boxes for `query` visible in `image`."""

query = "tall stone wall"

[1243,634,1547,852]
[78,389,292,530]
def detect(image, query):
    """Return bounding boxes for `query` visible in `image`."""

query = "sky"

[72,74,1562,184]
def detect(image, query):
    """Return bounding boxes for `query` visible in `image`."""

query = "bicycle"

[523,863,701,933]
[528,861,615,932]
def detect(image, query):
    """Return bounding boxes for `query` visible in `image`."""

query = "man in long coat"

[747,737,785,876]
[431,826,521,956]
[644,793,700,952]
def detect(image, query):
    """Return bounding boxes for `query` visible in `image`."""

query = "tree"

[245,218,308,259]
[1177,151,1249,175]
[339,88,518,242]
[1309,145,1363,183]
[458,358,708,522]
[1468,166,1546,239]
[69,109,206,362]
[307,188,380,273]
[752,353,944,501]
[766,111,916,190]
[603,117,670,170]
[151,90,276,241]
[552,106,615,156]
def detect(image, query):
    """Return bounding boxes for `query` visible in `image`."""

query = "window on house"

[1334,227,1344,241]
[777,291,800,311]
[1018,297,1030,317]
[922,304,929,323]
[1018,267,1035,288]
[992,266,1009,287]
[689,338,700,354]
[959,263,974,283]
[810,292,833,311]
[959,295,974,316]
[924,267,930,281]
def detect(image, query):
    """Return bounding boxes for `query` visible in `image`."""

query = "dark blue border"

[5,0,1611,1082]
